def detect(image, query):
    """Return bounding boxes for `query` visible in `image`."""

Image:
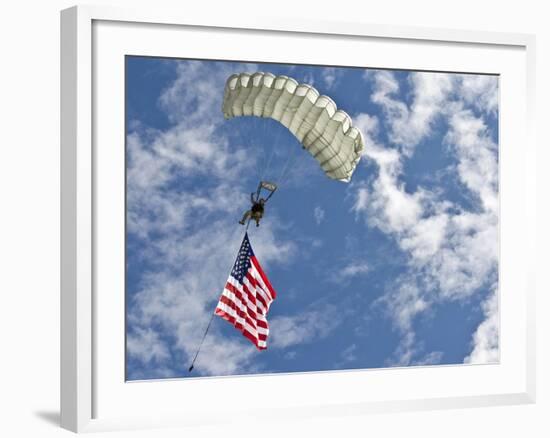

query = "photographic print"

[125,56,499,380]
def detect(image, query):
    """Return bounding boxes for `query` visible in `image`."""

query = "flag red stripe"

[255,317,268,329]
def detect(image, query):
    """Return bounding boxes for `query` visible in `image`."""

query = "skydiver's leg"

[239,210,252,225]
[253,212,262,227]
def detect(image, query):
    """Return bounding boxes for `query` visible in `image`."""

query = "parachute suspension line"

[256,116,269,181]
[259,136,277,184]
[252,117,267,181]
[253,115,268,182]
[257,116,270,180]
[275,140,301,188]
[260,119,286,183]
[260,114,270,159]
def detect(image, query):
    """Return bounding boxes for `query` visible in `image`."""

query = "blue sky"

[125,56,499,380]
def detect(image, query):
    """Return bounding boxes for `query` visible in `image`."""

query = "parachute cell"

[222,72,364,182]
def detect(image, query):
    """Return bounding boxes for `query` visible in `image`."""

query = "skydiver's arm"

[250,192,255,203]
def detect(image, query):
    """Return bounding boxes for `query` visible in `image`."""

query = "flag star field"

[125,56,499,379]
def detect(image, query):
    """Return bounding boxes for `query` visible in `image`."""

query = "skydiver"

[239,192,266,227]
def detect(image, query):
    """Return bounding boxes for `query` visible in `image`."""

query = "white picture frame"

[60,4,536,433]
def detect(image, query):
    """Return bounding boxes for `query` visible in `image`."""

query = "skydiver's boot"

[253,213,262,227]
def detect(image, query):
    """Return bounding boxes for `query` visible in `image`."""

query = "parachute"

[222,72,364,182]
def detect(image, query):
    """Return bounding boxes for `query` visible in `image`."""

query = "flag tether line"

[188,221,252,373]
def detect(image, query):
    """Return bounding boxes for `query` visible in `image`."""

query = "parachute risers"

[258,180,277,200]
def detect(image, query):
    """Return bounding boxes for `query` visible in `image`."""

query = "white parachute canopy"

[222,72,364,182]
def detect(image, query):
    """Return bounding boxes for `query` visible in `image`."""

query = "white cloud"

[125,63,255,241]
[353,112,426,235]
[269,304,342,349]
[369,70,453,155]
[458,74,499,116]
[321,67,338,90]
[340,343,357,363]
[412,351,444,366]
[284,351,297,360]
[340,262,370,278]
[387,331,417,366]
[313,206,325,225]
[425,213,498,299]
[350,181,369,216]
[464,287,499,364]
[445,105,499,214]
[127,327,171,365]
[400,213,448,261]
[378,281,428,333]
[367,173,425,234]
[330,261,370,284]
[354,113,401,170]
[158,60,258,125]
[354,70,499,365]
[302,72,315,86]
[385,329,443,367]
[358,72,499,297]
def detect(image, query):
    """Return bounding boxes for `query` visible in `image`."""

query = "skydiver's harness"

[251,201,264,215]
[240,181,277,227]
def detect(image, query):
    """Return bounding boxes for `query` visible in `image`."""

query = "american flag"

[214,233,276,350]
